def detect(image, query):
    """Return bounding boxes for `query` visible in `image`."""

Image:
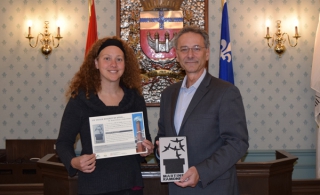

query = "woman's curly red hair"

[66,36,142,99]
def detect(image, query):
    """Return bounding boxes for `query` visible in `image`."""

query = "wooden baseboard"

[292,179,320,195]
[0,183,43,195]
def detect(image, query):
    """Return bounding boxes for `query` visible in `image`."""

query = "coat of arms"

[140,10,183,60]
[117,0,207,106]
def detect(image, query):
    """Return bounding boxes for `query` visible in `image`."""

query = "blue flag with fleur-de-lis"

[219,1,234,84]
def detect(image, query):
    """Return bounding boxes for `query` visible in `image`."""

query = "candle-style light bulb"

[56,20,61,36]
[266,20,270,36]
[294,19,299,35]
[27,20,32,36]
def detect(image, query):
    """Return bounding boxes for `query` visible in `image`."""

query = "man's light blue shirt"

[174,69,207,134]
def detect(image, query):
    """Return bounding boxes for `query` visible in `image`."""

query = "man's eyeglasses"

[177,46,207,54]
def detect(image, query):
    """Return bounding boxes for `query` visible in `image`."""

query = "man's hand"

[156,140,160,156]
[174,166,200,188]
[71,154,96,173]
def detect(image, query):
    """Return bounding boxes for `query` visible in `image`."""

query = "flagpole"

[311,13,320,179]
[88,0,92,17]
[315,107,320,178]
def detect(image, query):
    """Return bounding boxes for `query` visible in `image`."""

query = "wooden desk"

[37,154,77,195]
[0,139,56,184]
[236,150,298,195]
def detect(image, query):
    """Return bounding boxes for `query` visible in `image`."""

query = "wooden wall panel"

[5,139,56,162]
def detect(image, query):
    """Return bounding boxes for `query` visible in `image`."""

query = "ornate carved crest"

[118,0,207,106]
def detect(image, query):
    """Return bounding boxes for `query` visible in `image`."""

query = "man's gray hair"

[173,25,210,48]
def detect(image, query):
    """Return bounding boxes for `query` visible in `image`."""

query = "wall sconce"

[264,20,301,57]
[26,21,63,58]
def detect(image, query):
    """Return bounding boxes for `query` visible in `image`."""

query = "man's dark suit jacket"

[155,72,249,195]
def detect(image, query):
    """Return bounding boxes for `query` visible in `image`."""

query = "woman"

[56,36,154,195]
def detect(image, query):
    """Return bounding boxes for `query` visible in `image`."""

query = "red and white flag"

[85,0,98,56]
[311,13,320,179]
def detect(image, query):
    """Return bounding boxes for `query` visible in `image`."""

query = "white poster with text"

[89,112,147,159]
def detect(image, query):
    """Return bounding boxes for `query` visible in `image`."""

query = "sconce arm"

[264,35,274,48]
[26,34,41,48]
[283,33,300,47]
[52,35,63,48]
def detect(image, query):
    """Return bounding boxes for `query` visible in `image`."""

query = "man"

[155,25,249,195]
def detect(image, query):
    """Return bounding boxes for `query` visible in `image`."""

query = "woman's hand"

[71,154,96,173]
[140,139,154,157]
